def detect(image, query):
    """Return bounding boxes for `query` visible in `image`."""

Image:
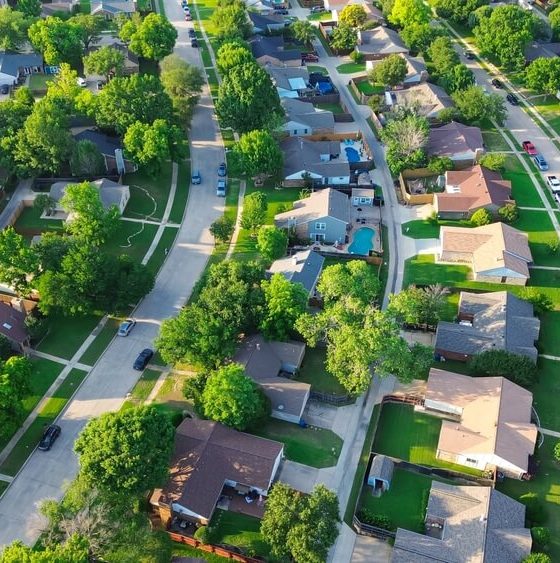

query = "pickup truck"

[521,140,537,155]
[217,179,226,197]
[547,175,560,192]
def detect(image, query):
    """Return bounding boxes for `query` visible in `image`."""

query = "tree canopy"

[468,349,538,387]
[210,0,252,41]
[433,0,489,24]
[215,41,253,75]
[70,139,106,177]
[128,13,177,60]
[0,227,38,295]
[318,260,381,306]
[525,57,560,95]
[241,191,267,234]
[0,6,30,50]
[256,225,288,262]
[389,0,431,28]
[291,20,315,45]
[388,284,449,326]
[234,130,283,178]
[28,16,83,65]
[83,46,126,80]
[339,4,367,27]
[369,54,407,87]
[400,23,444,54]
[330,23,357,52]
[451,85,507,125]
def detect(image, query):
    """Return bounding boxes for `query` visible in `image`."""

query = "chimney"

[10,298,24,313]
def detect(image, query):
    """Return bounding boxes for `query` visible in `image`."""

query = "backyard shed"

[367,454,394,495]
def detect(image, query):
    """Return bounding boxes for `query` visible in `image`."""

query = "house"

[367,455,394,495]
[355,27,408,61]
[41,0,78,16]
[86,42,139,76]
[392,482,532,562]
[524,41,560,62]
[280,137,351,187]
[249,11,286,34]
[49,179,130,218]
[392,82,453,120]
[250,36,302,67]
[0,302,30,353]
[435,291,540,363]
[426,121,484,163]
[351,187,375,206]
[435,165,512,220]
[73,129,137,173]
[0,52,43,86]
[366,54,428,86]
[90,0,136,18]
[275,187,350,243]
[151,418,283,526]
[424,368,538,478]
[438,222,533,285]
[267,66,310,98]
[267,249,325,298]
[281,99,335,136]
[233,335,310,424]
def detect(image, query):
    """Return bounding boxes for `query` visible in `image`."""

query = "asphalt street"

[0,2,224,548]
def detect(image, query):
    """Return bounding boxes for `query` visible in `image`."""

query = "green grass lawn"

[13,206,64,236]
[28,74,54,93]
[357,81,385,96]
[512,210,560,267]
[306,65,329,75]
[401,218,472,239]
[336,62,366,74]
[497,437,560,561]
[210,510,270,558]
[0,480,8,496]
[480,120,509,152]
[124,164,173,221]
[358,468,436,533]
[103,221,158,263]
[373,403,484,476]
[532,358,560,432]
[315,102,345,114]
[37,314,102,360]
[307,10,332,20]
[440,291,459,322]
[121,369,161,410]
[252,419,343,469]
[146,226,179,276]
[502,155,545,209]
[533,95,560,137]
[538,311,560,357]
[172,543,231,562]
[297,347,349,396]
[168,160,191,224]
[78,317,120,366]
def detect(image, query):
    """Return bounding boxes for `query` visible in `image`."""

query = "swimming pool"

[348,227,375,255]
[345,146,360,163]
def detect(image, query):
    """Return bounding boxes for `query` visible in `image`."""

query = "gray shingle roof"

[275,188,350,226]
[281,98,335,132]
[73,129,122,156]
[0,52,43,79]
[250,36,301,63]
[268,67,310,91]
[91,0,136,14]
[249,11,286,30]
[267,249,325,296]
[368,454,394,484]
[281,137,350,179]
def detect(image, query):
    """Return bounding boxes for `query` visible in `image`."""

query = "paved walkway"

[539,427,560,438]
[0,179,34,231]
[225,180,246,260]
[539,354,560,361]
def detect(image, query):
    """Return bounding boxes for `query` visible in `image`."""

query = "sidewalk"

[0,179,34,230]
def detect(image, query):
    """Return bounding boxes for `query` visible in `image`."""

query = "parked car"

[117,318,136,337]
[506,93,519,105]
[547,175,560,191]
[554,192,560,206]
[274,7,289,14]
[491,78,503,89]
[76,77,87,87]
[0,84,9,94]
[217,179,227,197]
[38,424,61,451]
[310,5,325,12]
[533,154,548,171]
[302,52,319,63]
[191,170,201,184]
[463,50,475,60]
[133,348,154,371]
[183,5,190,12]
[521,140,537,155]
[185,13,192,20]
[217,162,227,176]
[191,38,198,47]
[181,0,188,5]
[96,80,105,90]
[188,28,196,38]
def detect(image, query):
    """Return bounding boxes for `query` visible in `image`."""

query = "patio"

[215,485,266,519]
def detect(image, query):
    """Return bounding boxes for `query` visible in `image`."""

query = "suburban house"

[324,0,384,23]
[438,222,533,285]
[0,52,44,86]
[524,41,560,62]
[85,42,139,76]
[249,11,286,34]
[250,36,302,67]
[392,482,532,562]
[90,0,136,18]
[426,121,484,163]
[233,335,310,424]
[280,137,351,186]
[73,128,137,173]
[351,187,375,206]
[281,98,335,136]
[423,368,538,478]
[275,187,350,243]
[267,249,325,299]
[435,291,540,363]
[49,179,130,219]
[41,0,78,16]
[151,418,283,526]
[366,54,428,86]
[267,66,310,98]
[435,165,512,220]
[355,28,408,61]
[392,82,453,120]
[0,302,30,353]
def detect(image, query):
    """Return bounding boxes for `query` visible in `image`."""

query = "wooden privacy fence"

[309,390,355,406]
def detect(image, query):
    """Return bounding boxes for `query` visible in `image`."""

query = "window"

[315,222,326,230]
[360,197,369,204]
[314,233,325,242]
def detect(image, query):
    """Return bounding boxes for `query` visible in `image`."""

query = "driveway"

[0,0,224,549]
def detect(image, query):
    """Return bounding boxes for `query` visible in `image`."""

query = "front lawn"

[401,218,472,239]
[533,95,560,137]
[297,347,348,396]
[78,317,120,366]
[480,120,509,152]
[373,403,484,476]
[503,155,545,209]
[538,311,560,357]
[124,163,173,221]
[512,210,560,267]
[146,227,179,275]
[210,510,269,558]
[336,62,366,74]
[252,419,343,469]
[532,358,560,432]
[357,81,385,96]
[307,10,332,20]
[168,161,191,224]
[103,220,158,263]
[315,102,345,114]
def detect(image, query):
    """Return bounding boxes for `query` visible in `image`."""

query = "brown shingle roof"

[0,302,28,345]
[426,121,483,157]
[160,419,283,520]
[275,187,349,226]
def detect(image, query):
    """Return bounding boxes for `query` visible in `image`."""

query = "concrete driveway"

[0,0,224,549]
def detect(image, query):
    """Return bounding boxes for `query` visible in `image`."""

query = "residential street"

[0,2,224,548]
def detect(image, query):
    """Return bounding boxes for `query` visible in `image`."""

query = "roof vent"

[2,323,12,330]
[277,404,285,410]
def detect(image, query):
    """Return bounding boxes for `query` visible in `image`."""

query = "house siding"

[474,272,528,286]
[307,214,347,244]
[436,450,526,479]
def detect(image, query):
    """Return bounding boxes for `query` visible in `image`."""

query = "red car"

[302,52,319,63]
[522,140,537,155]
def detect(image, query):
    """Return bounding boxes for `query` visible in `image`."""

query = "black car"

[491,78,503,89]
[188,28,196,38]
[506,93,519,105]
[273,7,289,14]
[0,84,9,95]
[133,348,154,370]
[463,50,474,60]
[38,424,61,451]
[191,38,198,48]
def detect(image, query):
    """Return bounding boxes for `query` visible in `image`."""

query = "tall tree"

[0,227,37,295]
[83,46,126,80]
[330,23,357,52]
[216,41,253,76]
[388,284,448,326]
[210,1,252,41]
[440,63,475,93]
[234,130,283,178]
[550,6,560,41]
[16,0,41,18]
[525,57,560,95]
[317,260,380,306]
[452,85,507,125]
[0,7,30,50]
[256,225,288,262]
[241,191,267,234]
[74,406,174,495]
[70,139,106,176]
[428,36,460,77]
[401,23,444,54]
[70,13,104,51]
[369,54,407,87]
[128,13,177,60]
[28,16,83,65]
[339,4,367,27]
[432,0,489,24]
[291,20,315,45]
[389,0,431,28]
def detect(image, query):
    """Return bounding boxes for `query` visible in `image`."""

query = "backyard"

[297,347,348,396]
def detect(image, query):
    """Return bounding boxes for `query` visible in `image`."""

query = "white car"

[554,192,560,206]
[117,319,136,337]
[546,175,560,191]
[76,77,87,87]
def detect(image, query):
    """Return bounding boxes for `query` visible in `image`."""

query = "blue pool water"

[345,146,360,162]
[348,227,375,255]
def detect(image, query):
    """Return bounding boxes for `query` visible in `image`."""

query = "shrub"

[468,349,538,387]
[498,202,518,223]
[547,239,559,255]
[479,152,506,171]
[194,525,216,544]
[24,314,48,342]
[350,50,364,63]
[0,335,12,360]
[427,156,453,174]
[519,493,546,526]
[522,288,554,315]
[356,509,394,530]
[470,208,492,226]
[553,441,560,462]
[531,526,551,550]
[523,554,552,563]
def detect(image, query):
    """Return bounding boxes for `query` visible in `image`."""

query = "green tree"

[525,57,560,95]
[468,349,537,387]
[34,193,56,217]
[369,54,407,87]
[256,225,288,262]
[330,23,357,52]
[216,62,282,133]
[479,152,506,171]
[201,364,269,430]
[31,231,71,272]
[116,12,141,43]
[210,215,235,244]
[74,406,174,495]
[70,139,106,176]
[0,534,89,563]
[452,85,507,126]
[160,53,204,100]
[261,273,308,340]
[427,156,453,174]
[0,7,30,50]
[388,284,449,326]
[211,1,252,41]
[428,36,460,77]
[531,526,551,551]
[521,287,553,315]
[473,5,535,70]
[441,63,475,93]
[401,22,444,54]
[0,227,38,295]
[522,554,552,563]
[0,357,33,441]
[216,41,253,75]
[389,0,431,28]
[291,20,315,45]
[70,13,104,51]
[28,16,83,65]
[241,191,267,234]
[83,46,126,80]
[0,335,13,361]
[550,6,560,40]
[317,260,380,306]
[3,356,32,398]
[234,130,283,177]
[16,0,41,17]
[339,4,367,27]
[470,207,492,226]
[128,13,177,60]
[433,0,489,24]
[498,202,518,223]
